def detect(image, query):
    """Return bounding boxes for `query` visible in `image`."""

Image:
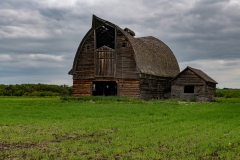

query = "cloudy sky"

[0,0,239,88]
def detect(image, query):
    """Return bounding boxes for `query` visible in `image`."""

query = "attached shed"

[170,66,218,101]
[68,15,180,99]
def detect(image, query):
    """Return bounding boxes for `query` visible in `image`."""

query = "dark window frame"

[184,85,194,93]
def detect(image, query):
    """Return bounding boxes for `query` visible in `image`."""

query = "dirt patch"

[0,129,118,151]
[0,141,38,151]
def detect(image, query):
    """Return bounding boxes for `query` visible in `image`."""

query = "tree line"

[0,84,72,96]
[216,88,240,98]
[0,84,239,98]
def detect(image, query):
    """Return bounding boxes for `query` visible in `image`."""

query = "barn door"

[92,81,117,96]
[95,46,115,77]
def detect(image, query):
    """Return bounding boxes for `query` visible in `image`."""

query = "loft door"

[95,46,115,77]
[95,24,115,77]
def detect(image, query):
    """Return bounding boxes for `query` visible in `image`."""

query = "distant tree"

[0,84,72,96]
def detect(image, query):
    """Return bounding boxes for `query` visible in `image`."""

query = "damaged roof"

[69,15,180,77]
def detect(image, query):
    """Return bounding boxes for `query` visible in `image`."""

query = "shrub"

[225,95,232,99]
[23,92,29,96]
[216,92,224,97]
[190,97,197,102]
[32,91,40,96]
[216,89,240,98]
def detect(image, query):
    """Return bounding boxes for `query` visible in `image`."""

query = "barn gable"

[171,66,217,84]
[69,15,180,78]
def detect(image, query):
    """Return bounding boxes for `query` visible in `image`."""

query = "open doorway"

[92,81,117,96]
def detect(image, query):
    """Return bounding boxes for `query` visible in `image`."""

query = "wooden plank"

[73,79,92,96]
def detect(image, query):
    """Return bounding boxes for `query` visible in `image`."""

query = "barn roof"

[170,66,218,84]
[69,15,180,77]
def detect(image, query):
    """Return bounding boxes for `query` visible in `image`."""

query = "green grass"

[216,97,240,103]
[1,97,240,159]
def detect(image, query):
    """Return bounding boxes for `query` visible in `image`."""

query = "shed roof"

[69,15,180,77]
[171,66,218,84]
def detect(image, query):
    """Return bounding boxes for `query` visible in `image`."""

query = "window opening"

[184,85,194,93]
[122,42,126,47]
[86,45,90,50]
[96,25,115,49]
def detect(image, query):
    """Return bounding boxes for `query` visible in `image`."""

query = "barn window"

[122,42,126,47]
[86,45,90,50]
[184,85,194,93]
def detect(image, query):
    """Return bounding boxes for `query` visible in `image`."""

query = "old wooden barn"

[170,66,218,101]
[68,15,180,99]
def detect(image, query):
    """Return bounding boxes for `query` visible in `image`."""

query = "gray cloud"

[0,0,239,88]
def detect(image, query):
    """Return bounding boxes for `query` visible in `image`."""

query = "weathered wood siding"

[171,69,206,100]
[73,78,140,97]
[72,28,140,97]
[115,29,138,79]
[205,82,216,101]
[95,46,115,77]
[74,32,95,79]
[139,74,172,100]
[118,79,140,97]
[73,79,92,96]
[171,69,216,101]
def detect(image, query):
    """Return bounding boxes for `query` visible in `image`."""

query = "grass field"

[0,97,240,159]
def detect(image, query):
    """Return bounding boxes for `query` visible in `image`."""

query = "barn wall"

[73,28,138,80]
[139,74,172,100]
[205,82,216,101]
[74,32,95,79]
[171,69,207,101]
[115,29,138,79]
[72,27,140,97]
[73,79,92,96]
[118,79,140,97]
[73,78,140,97]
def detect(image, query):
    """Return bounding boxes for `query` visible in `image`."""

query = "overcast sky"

[0,0,239,88]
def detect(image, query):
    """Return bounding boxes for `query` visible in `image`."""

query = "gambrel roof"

[170,66,218,84]
[69,15,180,77]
